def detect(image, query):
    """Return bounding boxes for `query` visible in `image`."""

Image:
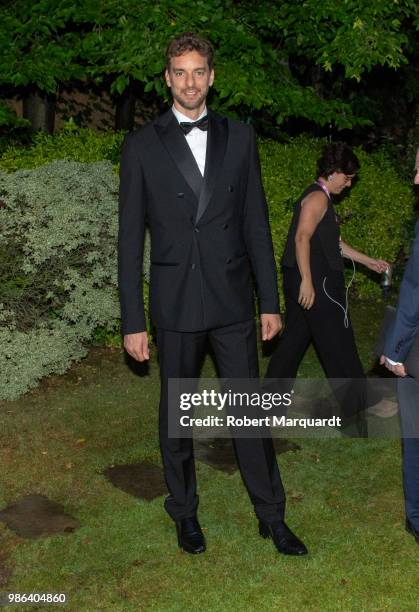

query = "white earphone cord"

[322,257,356,329]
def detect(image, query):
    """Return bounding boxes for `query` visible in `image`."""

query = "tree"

[75,0,419,132]
[0,0,84,131]
[0,0,418,136]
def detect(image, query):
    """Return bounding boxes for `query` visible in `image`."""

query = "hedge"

[0,127,415,399]
[0,160,120,400]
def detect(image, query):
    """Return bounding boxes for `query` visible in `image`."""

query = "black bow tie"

[179,115,209,135]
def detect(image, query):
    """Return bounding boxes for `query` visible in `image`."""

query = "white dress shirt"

[172,105,207,176]
[385,357,403,366]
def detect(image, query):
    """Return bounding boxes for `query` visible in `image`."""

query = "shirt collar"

[172,105,208,124]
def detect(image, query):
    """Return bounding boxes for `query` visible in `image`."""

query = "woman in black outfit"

[266,143,392,434]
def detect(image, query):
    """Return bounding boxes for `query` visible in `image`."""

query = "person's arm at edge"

[381,221,419,375]
[118,132,149,362]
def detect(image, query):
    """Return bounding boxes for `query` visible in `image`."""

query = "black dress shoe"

[176,517,206,554]
[259,520,308,556]
[405,519,419,544]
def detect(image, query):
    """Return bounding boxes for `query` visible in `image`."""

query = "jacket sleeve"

[384,220,419,361]
[242,126,280,314]
[118,132,147,334]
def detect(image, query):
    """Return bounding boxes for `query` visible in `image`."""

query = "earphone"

[322,256,356,328]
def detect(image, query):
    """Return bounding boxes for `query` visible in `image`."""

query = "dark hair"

[166,32,214,70]
[316,142,360,177]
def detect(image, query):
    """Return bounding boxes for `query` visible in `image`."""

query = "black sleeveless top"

[281,183,344,272]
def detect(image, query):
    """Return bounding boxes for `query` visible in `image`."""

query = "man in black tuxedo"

[118,32,307,556]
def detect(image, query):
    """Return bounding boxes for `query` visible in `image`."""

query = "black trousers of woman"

[266,265,368,435]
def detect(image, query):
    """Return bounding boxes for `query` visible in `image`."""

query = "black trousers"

[266,266,368,432]
[157,319,285,523]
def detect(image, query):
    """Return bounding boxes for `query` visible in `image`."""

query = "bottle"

[381,264,392,299]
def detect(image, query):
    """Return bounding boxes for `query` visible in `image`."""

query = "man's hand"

[380,354,407,377]
[124,331,150,362]
[261,313,282,341]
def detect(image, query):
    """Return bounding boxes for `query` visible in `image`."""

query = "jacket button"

[177,192,184,198]
[226,258,232,264]
[223,223,229,230]
[228,185,234,192]
[191,263,196,270]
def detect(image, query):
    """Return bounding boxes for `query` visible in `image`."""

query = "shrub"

[0,160,121,400]
[0,120,124,172]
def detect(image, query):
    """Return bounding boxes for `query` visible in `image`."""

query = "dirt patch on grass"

[103,440,302,499]
[194,437,301,474]
[194,438,238,474]
[103,462,167,501]
[32,347,123,393]
[273,439,302,454]
[0,494,80,538]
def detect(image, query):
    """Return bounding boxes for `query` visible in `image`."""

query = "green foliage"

[0,0,84,92]
[0,100,31,148]
[0,100,29,129]
[258,136,415,298]
[0,121,123,172]
[0,160,120,400]
[337,148,414,293]
[76,0,363,127]
[1,1,418,128]
[0,129,414,399]
[260,0,416,80]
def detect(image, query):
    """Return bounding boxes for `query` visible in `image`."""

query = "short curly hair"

[316,142,360,178]
[166,32,214,70]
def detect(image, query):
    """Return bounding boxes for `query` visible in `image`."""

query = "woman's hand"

[340,241,390,275]
[298,278,315,309]
[365,258,390,274]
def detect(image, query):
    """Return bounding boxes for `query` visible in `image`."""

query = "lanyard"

[315,179,331,199]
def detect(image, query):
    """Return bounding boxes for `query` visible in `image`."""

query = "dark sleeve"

[242,125,280,314]
[384,221,419,361]
[118,132,147,334]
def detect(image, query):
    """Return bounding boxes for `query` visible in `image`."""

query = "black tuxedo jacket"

[118,108,279,334]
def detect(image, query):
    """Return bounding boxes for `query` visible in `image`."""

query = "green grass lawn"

[0,300,417,611]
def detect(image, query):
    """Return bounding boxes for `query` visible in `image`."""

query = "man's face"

[414,152,419,185]
[165,50,214,115]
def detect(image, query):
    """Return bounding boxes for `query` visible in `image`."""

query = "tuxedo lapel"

[196,111,228,223]
[154,110,203,201]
